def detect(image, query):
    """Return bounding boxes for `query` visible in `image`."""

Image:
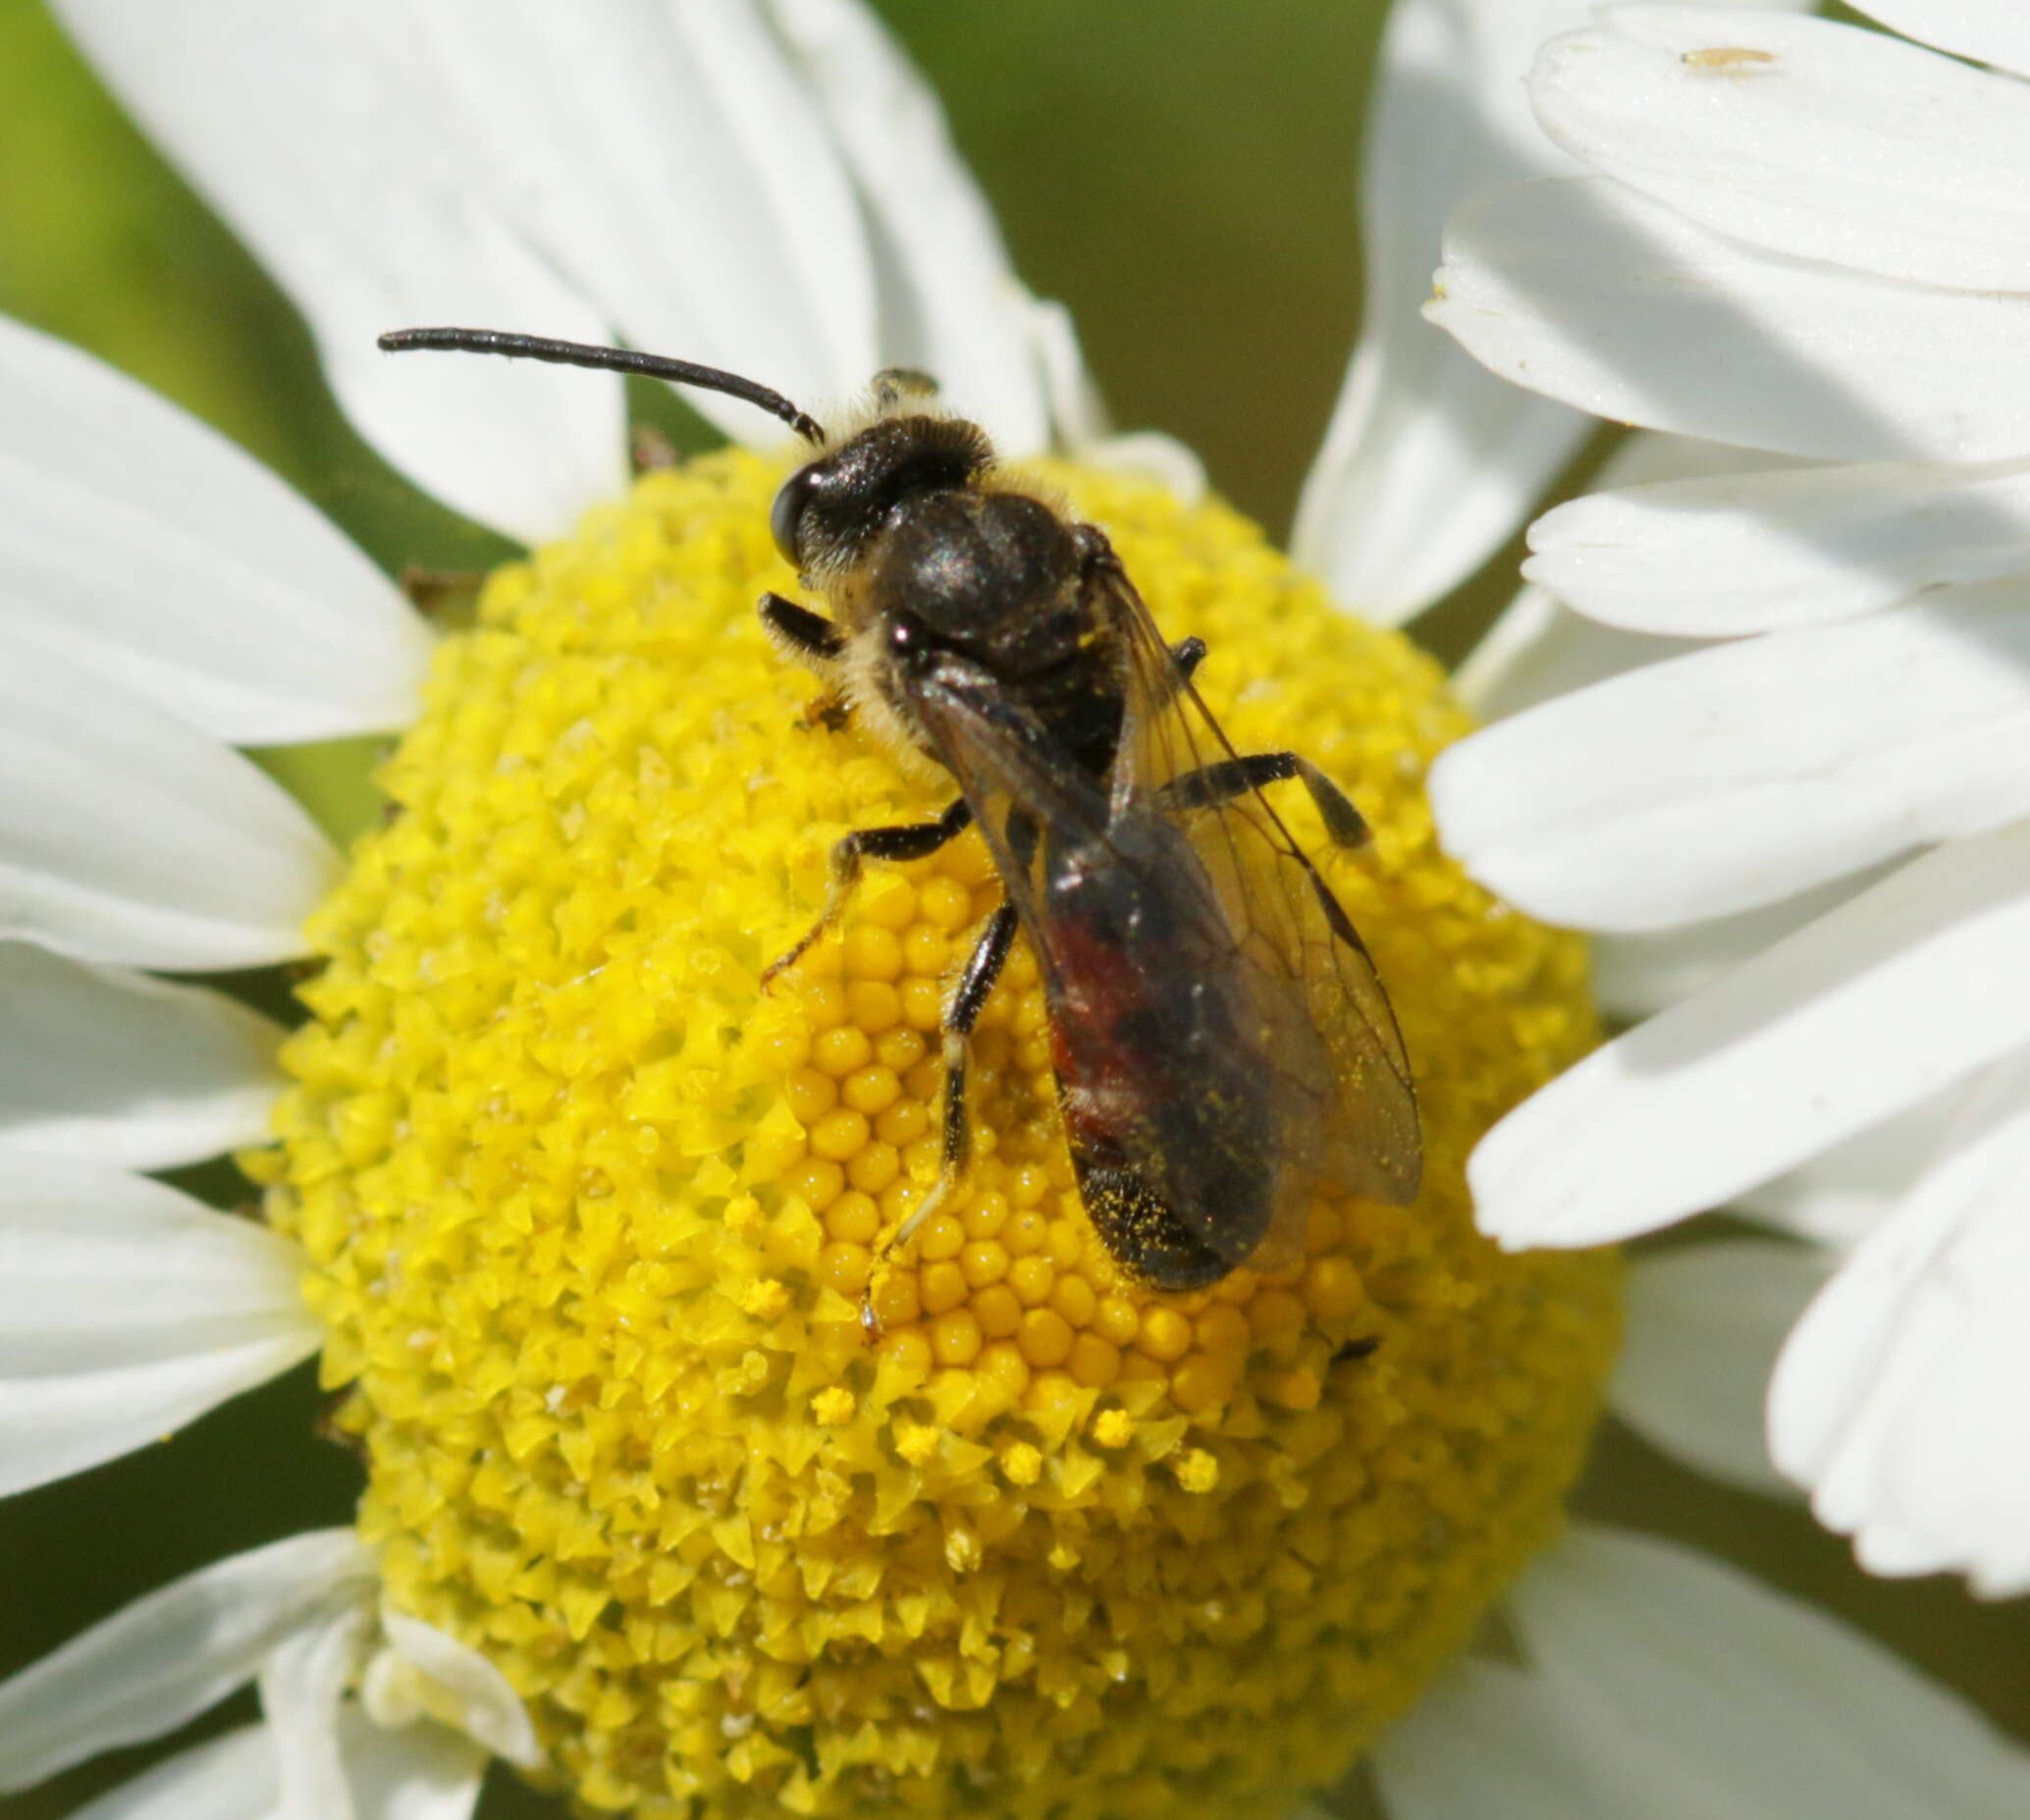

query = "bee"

[379,328,1421,1293]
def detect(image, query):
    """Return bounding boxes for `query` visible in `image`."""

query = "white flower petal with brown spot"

[1429,0,2030,1590]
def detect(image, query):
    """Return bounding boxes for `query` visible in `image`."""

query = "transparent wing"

[1095,552,1420,1211]
[914,672,1282,1270]
[916,562,1418,1279]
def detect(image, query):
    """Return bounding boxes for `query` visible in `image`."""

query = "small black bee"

[379,329,1421,1292]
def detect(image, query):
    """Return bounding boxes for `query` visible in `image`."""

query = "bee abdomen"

[1072,1145,1232,1292]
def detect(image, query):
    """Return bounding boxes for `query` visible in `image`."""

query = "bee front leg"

[759,592,845,669]
[875,902,1018,1266]
[761,592,855,728]
[761,798,974,989]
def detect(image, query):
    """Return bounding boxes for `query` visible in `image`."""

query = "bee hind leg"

[1158,751,1370,848]
[874,902,1017,1265]
[762,798,974,989]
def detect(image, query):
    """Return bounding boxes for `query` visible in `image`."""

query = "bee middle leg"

[761,798,974,988]
[879,902,1018,1260]
[1158,751,1370,847]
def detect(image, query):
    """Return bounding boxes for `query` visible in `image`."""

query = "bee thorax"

[868,492,1083,668]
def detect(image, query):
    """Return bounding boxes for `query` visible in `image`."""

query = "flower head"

[248,445,1615,1814]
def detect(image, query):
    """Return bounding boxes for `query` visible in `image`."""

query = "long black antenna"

[377,327,828,445]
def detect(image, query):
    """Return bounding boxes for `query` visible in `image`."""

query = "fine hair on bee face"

[379,327,1421,1314]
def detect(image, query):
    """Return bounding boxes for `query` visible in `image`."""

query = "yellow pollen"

[249,448,1620,1818]
[811,1387,856,1427]
[1092,1409,1138,1450]
[1172,1449,1221,1495]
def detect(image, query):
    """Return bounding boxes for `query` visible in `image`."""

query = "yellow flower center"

[248,449,1618,1818]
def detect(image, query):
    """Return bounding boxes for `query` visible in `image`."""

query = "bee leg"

[761,797,974,988]
[1286,760,1370,848]
[1073,532,1203,683]
[759,592,846,672]
[879,902,1018,1261]
[1147,635,1210,707]
[873,367,939,405]
[1159,751,1370,848]
[762,594,852,726]
[629,424,679,471]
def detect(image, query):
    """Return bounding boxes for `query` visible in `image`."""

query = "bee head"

[368,331,990,585]
[771,411,994,578]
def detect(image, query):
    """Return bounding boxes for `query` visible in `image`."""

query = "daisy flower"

[1425,0,2030,1597]
[3,2,2026,1816]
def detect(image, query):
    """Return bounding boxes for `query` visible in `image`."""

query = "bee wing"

[916,563,1418,1279]
[1095,556,1421,1213]
[913,670,1291,1271]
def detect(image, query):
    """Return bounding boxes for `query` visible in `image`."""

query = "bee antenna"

[376,327,828,445]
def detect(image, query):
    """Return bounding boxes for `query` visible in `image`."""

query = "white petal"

[0,1156,320,1497]
[767,0,1052,454]
[1453,431,1788,720]
[53,1,626,544]
[337,1711,487,1820]
[369,1602,541,1770]
[0,942,283,1167]
[0,640,336,970]
[0,1529,371,1791]
[1429,177,2030,464]
[0,313,430,743]
[1431,583,2030,932]
[400,0,872,436]
[1613,1239,1830,1496]
[1858,0,2030,80]
[1587,424,1816,498]
[1589,865,1892,1022]
[1771,1050,2030,1593]
[1469,819,2030,1247]
[70,1725,278,1820]
[1451,583,1694,723]
[261,1607,366,1820]
[1373,1657,1648,1818]
[1530,9,2030,293]
[70,1715,487,1820]
[1024,296,1110,454]
[1509,1525,2030,1816]
[1736,1082,1954,1248]
[1527,455,2030,635]
[1290,0,1599,623]
[1076,432,1208,507]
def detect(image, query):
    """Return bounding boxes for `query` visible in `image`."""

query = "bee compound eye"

[770,465,818,567]
[887,612,937,665]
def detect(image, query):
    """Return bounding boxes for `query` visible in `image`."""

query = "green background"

[0,3,2021,1815]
